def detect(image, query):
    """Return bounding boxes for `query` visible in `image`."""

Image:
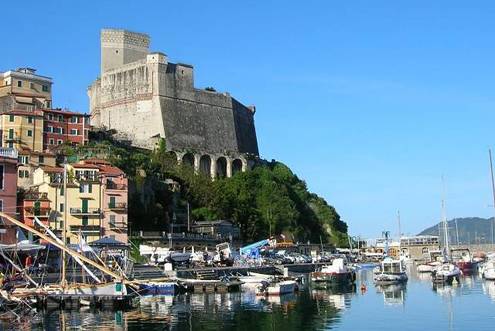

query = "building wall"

[102,174,128,243]
[0,149,18,244]
[0,111,44,152]
[43,109,89,150]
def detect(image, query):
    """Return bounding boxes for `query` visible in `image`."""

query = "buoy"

[360,283,367,293]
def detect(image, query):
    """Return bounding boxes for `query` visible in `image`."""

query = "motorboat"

[255,279,297,296]
[482,260,495,280]
[311,258,356,289]
[432,262,461,285]
[416,250,442,273]
[238,272,272,289]
[373,257,408,285]
[451,248,477,274]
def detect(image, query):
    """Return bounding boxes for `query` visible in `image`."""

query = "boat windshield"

[383,262,402,273]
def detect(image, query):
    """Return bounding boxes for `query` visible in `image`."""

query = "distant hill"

[418,217,495,245]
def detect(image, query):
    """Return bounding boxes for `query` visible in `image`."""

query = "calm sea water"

[3,266,495,331]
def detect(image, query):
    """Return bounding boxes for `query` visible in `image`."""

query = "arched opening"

[199,155,212,177]
[182,153,194,168]
[216,157,227,178]
[232,159,243,175]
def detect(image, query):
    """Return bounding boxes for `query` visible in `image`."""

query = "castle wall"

[89,28,259,157]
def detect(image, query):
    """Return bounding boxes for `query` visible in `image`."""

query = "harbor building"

[0,148,19,244]
[88,29,259,179]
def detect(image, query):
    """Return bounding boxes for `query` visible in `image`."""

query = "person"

[25,255,33,268]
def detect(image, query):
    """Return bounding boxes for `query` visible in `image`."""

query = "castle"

[88,29,259,178]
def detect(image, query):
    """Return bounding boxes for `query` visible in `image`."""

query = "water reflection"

[376,284,406,306]
[5,268,495,330]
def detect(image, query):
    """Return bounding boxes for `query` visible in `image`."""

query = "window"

[42,85,49,92]
[58,115,63,122]
[79,184,92,193]
[9,115,14,122]
[0,165,4,190]
[17,80,22,87]
[7,142,13,149]
[70,116,78,124]
[18,156,29,164]
[109,196,116,208]
[27,130,32,137]
[8,129,13,139]
[30,82,35,89]
[59,203,64,212]
[82,216,88,226]
[60,128,64,134]
[57,140,63,145]
[18,170,29,178]
[60,186,64,196]
[38,156,44,164]
[49,138,54,145]
[48,114,53,121]
[45,101,51,108]
[27,116,33,124]
[110,215,116,227]
[70,129,78,135]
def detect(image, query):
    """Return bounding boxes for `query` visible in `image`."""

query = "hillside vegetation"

[68,137,349,246]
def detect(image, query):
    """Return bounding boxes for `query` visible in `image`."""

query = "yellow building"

[33,163,104,244]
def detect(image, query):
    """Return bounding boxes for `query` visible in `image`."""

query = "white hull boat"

[482,261,495,280]
[256,280,297,296]
[374,257,408,285]
[432,263,461,285]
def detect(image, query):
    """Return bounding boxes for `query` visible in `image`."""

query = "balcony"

[24,208,51,218]
[107,202,127,211]
[4,135,21,142]
[106,182,127,191]
[75,174,99,182]
[69,225,100,235]
[0,148,18,159]
[69,208,101,216]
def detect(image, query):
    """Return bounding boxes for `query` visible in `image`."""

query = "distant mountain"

[418,217,495,245]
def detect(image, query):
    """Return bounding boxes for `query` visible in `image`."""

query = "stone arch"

[232,159,243,175]
[182,153,194,168]
[216,157,227,178]
[199,155,212,177]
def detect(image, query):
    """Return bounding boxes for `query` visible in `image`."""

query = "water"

[3,267,495,330]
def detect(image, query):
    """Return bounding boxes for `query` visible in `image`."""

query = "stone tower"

[100,29,150,75]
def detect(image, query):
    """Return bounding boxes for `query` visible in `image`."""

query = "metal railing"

[108,202,127,210]
[69,208,101,215]
[0,148,18,159]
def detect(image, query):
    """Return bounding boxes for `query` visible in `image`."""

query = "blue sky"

[3,1,495,238]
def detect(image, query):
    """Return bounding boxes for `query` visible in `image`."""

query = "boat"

[310,258,356,289]
[373,257,408,285]
[451,248,477,274]
[238,272,272,289]
[482,260,495,280]
[255,279,297,296]
[432,262,461,285]
[416,250,442,273]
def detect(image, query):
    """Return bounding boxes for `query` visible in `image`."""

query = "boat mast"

[441,177,450,257]
[61,159,68,287]
[397,210,402,251]
[489,149,495,246]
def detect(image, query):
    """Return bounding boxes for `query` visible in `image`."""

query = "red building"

[42,108,90,150]
[20,190,52,228]
[0,148,18,244]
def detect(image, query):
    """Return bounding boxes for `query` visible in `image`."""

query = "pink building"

[0,148,18,244]
[80,159,128,243]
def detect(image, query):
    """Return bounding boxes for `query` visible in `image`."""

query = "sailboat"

[431,183,461,285]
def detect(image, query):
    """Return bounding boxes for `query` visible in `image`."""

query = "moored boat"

[256,280,297,296]
[482,260,495,280]
[138,281,179,295]
[373,257,408,285]
[432,262,461,285]
[311,258,356,289]
[451,248,477,274]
